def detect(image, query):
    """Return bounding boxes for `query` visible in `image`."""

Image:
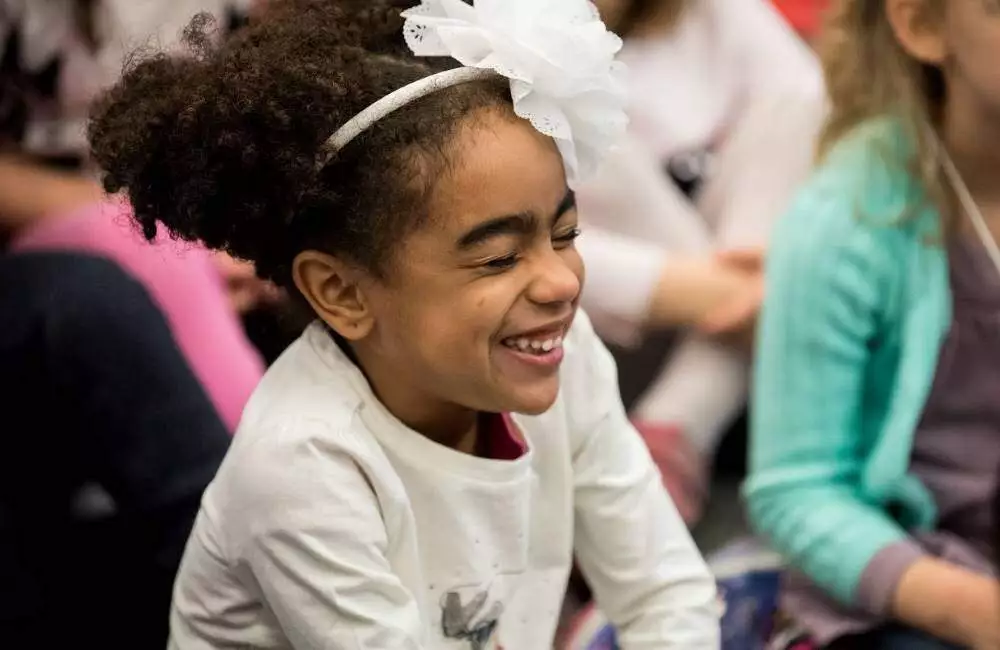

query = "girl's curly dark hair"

[88,0,510,289]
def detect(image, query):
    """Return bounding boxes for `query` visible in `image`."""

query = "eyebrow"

[455,189,576,251]
[554,189,576,219]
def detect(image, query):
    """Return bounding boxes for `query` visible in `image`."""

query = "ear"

[292,250,374,341]
[886,0,947,65]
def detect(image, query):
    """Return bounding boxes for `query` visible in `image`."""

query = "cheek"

[366,281,445,356]
[464,282,522,339]
[397,284,514,354]
[949,16,1000,101]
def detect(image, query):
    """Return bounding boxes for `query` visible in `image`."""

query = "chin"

[506,380,561,416]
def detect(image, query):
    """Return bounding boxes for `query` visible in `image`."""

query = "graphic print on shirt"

[440,587,505,650]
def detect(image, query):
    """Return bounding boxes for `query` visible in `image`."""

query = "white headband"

[317,0,628,188]
[318,66,494,167]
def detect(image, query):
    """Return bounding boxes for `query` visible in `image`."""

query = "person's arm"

[891,558,1000,649]
[698,0,827,250]
[566,311,720,648]
[745,176,911,603]
[0,154,102,230]
[579,225,756,332]
[577,131,756,335]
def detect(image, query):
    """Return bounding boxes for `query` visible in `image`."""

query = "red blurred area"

[771,0,828,40]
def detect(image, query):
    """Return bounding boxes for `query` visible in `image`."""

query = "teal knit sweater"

[744,119,952,605]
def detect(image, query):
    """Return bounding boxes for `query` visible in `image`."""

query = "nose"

[526,249,581,306]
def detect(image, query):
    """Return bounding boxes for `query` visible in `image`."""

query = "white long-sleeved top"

[168,311,720,649]
[577,0,826,341]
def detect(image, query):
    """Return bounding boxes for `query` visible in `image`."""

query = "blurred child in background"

[748,0,1000,647]
[0,3,266,645]
[580,0,826,523]
[0,0,267,429]
[0,251,231,648]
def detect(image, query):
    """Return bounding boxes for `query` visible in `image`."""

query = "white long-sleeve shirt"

[577,0,826,341]
[167,311,719,649]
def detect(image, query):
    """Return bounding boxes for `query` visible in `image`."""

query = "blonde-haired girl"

[747,1,1000,648]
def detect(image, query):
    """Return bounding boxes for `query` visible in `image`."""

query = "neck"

[941,91,1000,207]
[352,345,480,453]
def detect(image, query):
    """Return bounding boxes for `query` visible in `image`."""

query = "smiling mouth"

[500,333,564,356]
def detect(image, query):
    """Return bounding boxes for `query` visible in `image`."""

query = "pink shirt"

[13,201,264,431]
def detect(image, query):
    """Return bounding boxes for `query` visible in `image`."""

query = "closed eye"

[481,253,519,271]
[553,227,582,247]
[477,227,579,274]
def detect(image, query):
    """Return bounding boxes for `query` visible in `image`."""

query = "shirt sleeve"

[235,433,425,649]
[576,226,668,334]
[697,0,827,248]
[566,312,721,649]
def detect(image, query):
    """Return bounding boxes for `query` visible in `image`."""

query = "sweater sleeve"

[566,312,721,649]
[744,173,911,607]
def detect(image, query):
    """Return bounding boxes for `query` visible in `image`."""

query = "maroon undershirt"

[483,413,526,461]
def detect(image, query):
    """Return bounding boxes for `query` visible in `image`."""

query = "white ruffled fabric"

[401,0,628,187]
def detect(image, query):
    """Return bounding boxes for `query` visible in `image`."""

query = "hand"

[696,247,765,340]
[211,252,283,314]
[646,251,762,334]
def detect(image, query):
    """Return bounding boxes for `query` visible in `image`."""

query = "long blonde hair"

[817,0,948,216]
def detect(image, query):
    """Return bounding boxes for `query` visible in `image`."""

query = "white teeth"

[502,334,564,354]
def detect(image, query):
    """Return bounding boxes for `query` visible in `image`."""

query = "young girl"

[747,0,1000,648]
[88,0,720,647]
[576,0,826,522]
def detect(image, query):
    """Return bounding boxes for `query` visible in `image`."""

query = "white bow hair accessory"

[402,0,628,186]
[322,0,628,188]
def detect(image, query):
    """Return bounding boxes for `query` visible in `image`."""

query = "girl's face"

[354,111,584,428]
